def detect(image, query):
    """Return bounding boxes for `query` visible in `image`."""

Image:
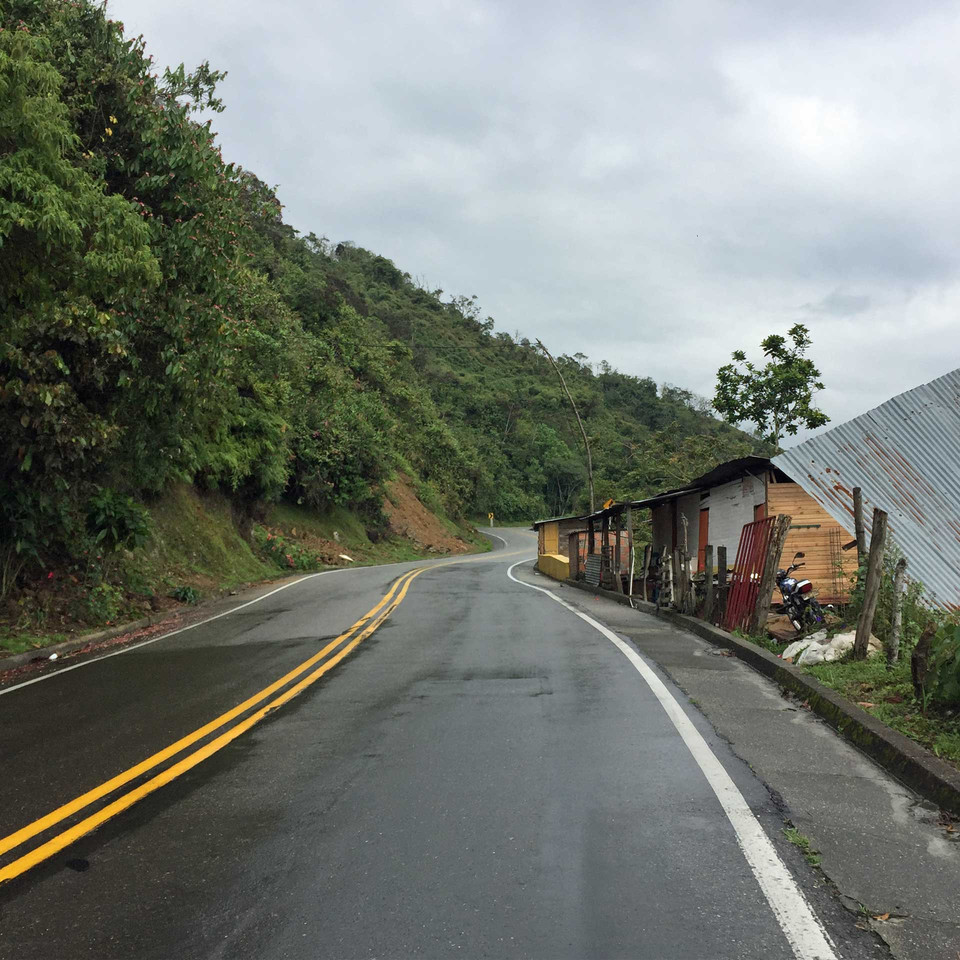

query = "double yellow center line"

[0,566,426,885]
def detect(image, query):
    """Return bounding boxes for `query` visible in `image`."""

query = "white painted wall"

[701,475,767,564]
[650,472,770,572]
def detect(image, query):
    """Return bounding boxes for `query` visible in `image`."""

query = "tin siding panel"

[773,368,960,608]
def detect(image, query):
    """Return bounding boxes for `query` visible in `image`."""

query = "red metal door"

[723,516,776,632]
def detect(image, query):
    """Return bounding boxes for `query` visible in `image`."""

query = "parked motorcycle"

[775,552,826,633]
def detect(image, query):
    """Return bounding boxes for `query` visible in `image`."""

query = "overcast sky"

[111,0,960,443]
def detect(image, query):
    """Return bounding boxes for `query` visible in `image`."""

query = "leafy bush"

[929,622,960,706]
[253,526,323,571]
[85,582,123,624]
[86,488,151,554]
[170,585,200,605]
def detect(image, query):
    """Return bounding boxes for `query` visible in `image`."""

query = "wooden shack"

[637,457,857,603]
[532,513,587,580]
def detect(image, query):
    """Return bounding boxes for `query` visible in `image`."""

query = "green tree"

[713,324,829,447]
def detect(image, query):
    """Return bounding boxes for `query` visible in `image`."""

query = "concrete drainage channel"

[564,577,960,818]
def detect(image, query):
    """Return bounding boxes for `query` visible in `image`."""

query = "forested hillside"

[0,0,764,614]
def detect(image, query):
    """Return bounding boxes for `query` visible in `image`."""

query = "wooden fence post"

[703,545,714,622]
[855,508,888,658]
[614,513,623,594]
[888,557,907,664]
[853,487,866,567]
[749,514,791,635]
[641,544,651,602]
[716,546,728,625]
[626,506,634,599]
[601,515,610,589]
[672,548,682,609]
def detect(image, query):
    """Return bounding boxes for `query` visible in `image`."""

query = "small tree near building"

[713,324,829,447]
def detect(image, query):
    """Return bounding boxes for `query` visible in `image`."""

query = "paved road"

[0,529,877,959]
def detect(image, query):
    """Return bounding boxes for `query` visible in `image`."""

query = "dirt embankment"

[381,477,471,554]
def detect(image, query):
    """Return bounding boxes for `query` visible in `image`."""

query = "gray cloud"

[802,290,872,316]
[111,0,960,443]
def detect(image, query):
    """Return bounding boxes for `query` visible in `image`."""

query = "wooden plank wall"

[767,482,857,603]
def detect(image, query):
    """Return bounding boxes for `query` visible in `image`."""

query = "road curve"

[0,528,875,959]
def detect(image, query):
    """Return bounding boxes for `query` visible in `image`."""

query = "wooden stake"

[749,514,791,635]
[888,557,908,664]
[855,508,888,659]
[703,545,714,622]
[601,515,610,589]
[626,506,635,600]
[717,546,728,625]
[853,487,866,567]
[614,513,623,594]
[672,549,682,609]
[641,544,651,602]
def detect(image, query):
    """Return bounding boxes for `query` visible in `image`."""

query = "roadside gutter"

[566,577,960,817]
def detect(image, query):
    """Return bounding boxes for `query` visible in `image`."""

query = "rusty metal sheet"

[724,516,776,632]
[773,368,960,608]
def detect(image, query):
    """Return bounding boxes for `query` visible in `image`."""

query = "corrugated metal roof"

[531,513,587,527]
[773,368,960,608]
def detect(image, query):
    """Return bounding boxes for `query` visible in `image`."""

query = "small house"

[532,513,588,580]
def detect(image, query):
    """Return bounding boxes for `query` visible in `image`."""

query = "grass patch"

[143,485,271,589]
[805,656,960,768]
[733,628,782,655]
[783,827,822,867]
[0,631,70,656]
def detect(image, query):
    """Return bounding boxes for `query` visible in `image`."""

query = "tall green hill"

[0,0,764,600]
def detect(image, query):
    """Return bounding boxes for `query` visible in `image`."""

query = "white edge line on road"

[486,532,508,548]
[0,571,334,698]
[506,559,838,960]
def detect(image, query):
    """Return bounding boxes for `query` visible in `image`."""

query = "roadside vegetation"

[747,552,960,769]
[1,0,760,646]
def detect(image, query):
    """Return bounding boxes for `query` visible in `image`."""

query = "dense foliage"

[714,323,829,446]
[0,0,765,595]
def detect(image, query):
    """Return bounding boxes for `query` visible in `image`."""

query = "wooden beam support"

[716,546,728,625]
[703,545,714,623]
[855,508,888,659]
[853,487,866,567]
[888,557,908,664]
[614,513,623,593]
[749,514,792,635]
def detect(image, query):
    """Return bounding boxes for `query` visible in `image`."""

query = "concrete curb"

[564,577,960,817]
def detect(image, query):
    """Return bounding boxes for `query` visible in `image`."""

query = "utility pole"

[536,339,595,514]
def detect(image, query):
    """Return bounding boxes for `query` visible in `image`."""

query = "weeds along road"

[0,529,879,960]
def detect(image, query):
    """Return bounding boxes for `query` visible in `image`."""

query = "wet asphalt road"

[0,530,875,959]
